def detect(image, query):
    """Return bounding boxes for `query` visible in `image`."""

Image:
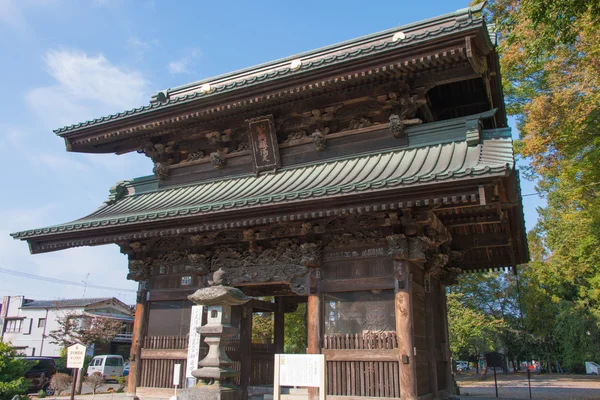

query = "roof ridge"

[53,5,487,136]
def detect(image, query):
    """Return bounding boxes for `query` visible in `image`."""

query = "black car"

[24,357,57,394]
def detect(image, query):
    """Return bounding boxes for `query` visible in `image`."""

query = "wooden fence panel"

[139,335,274,389]
[323,333,400,398]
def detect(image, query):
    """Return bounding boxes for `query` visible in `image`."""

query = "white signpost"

[186,305,204,387]
[170,363,182,400]
[67,343,86,369]
[66,343,87,400]
[274,354,326,400]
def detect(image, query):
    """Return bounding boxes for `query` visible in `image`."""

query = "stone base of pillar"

[178,387,243,400]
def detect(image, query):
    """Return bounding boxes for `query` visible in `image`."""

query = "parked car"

[24,357,57,394]
[455,360,470,372]
[86,355,125,381]
[123,361,130,377]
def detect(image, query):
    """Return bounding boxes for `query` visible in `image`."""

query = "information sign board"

[66,343,86,369]
[274,354,325,400]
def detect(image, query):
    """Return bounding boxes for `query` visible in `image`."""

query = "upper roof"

[54,3,489,137]
[21,297,114,309]
[12,120,513,245]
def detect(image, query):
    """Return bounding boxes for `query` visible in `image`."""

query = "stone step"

[287,388,309,395]
[280,395,308,400]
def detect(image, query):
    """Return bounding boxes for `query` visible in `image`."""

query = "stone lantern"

[180,286,250,400]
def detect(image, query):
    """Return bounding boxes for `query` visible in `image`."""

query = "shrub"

[37,389,46,398]
[50,373,72,396]
[117,375,128,392]
[0,342,30,400]
[84,372,105,395]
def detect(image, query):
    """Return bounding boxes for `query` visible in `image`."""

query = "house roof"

[54,3,489,136]
[21,297,114,309]
[12,121,513,242]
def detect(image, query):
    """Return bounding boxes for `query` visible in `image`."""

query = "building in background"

[0,296,133,358]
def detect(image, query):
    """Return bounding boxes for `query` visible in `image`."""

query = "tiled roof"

[22,298,113,309]
[54,3,488,136]
[12,126,513,240]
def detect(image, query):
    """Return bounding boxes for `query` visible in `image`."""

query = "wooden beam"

[140,349,187,359]
[411,64,480,89]
[239,302,253,397]
[250,298,277,312]
[395,260,417,400]
[321,349,398,362]
[274,298,285,354]
[424,288,439,397]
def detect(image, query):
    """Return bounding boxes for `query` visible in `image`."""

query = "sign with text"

[247,114,281,175]
[274,354,325,400]
[66,343,86,369]
[186,305,204,384]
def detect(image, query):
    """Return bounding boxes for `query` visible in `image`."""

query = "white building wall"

[1,296,108,357]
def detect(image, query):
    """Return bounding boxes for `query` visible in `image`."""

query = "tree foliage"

[48,312,124,348]
[451,1,600,371]
[0,342,30,400]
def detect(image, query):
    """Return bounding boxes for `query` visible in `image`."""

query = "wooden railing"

[139,335,275,388]
[323,332,400,398]
[142,335,189,349]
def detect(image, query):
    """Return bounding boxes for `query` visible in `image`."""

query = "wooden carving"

[246,115,281,174]
[300,243,322,267]
[326,230,382,248]
[127,259,151,281]
[209,264,308,289]
[312,129,327,151]
[387,234,408,258]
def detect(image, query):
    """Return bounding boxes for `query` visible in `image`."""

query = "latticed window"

[5,319,23,332]
[324,290,395,334]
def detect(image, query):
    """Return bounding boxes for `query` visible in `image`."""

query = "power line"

[0,268,136,293]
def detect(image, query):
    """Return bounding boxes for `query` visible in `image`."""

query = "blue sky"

[0,0,544,304]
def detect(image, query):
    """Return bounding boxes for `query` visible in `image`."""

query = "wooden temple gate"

[12,4,528,400]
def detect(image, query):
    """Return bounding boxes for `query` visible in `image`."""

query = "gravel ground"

[457,373,600,399]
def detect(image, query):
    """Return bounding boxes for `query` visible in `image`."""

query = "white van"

[86,355,125,381]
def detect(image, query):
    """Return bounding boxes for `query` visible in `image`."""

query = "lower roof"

[12,127,513,243]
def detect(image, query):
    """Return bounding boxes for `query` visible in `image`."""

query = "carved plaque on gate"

[246,114,281,174]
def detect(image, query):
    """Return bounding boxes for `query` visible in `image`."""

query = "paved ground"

[456,373,600,399]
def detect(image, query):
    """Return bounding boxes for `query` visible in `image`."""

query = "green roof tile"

[54,3,488,136]
[12,127,513,240]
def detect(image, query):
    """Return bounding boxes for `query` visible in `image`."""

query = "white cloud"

[0,0,60,33]
[0,0,27,32]
[26,49,149,130]
[168,49,201,75]
[127,37,159,60]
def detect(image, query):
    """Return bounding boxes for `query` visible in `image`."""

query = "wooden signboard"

[273,354,325,400]
[247,115,281,174]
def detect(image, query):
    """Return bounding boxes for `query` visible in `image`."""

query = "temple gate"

[11,4,528,400]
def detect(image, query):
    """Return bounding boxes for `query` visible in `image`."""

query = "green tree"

[447,292,504,360]
[0,342,31,400]
[284,303,307,354]
[476,0,600,371]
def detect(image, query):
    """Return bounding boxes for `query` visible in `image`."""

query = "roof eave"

[53,4,488,139]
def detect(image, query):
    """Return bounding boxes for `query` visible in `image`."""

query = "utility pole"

[82,273,90,297]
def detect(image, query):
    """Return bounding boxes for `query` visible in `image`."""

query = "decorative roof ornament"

[290,59,302,71]
[104,181,130,205]
[199,83,212,94]
[392,31,406,42]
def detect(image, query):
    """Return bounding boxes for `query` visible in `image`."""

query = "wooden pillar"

[307,294,321,400]
[274,297,285,354]
[394,260,417,400]
[239,302,253,396]
[424,278,439,398]
[127,287,148,396]
[440,286,453,394]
